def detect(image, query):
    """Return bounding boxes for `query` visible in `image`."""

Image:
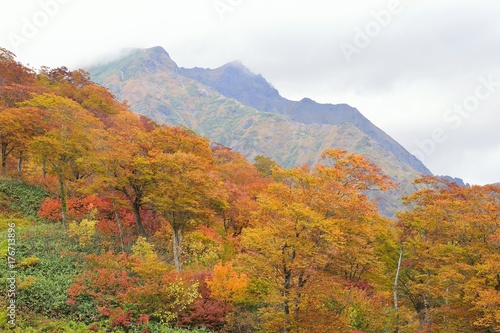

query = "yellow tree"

[313,149,395,285]
[148,149,227,272]
[241,149,393,333]
[398,177,500,332]
[242,168,339,332]
[22,93,102,225]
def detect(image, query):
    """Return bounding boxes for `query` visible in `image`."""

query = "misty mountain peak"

[141,46,178,72]
[222,60,253,75]
[180,59,281,109]
[146,45,171,58]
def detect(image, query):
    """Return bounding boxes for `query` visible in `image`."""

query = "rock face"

[88,46,432,217]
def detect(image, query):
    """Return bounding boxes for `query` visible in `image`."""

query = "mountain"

[88,46,432,216]
[180,62,428,175]
[437,175,469,187]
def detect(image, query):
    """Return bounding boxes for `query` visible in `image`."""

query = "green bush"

[0,223,82,321]
[11,319,106,332]
[0,179,48,219]
[133,323,215,333]
[16,227,81,319]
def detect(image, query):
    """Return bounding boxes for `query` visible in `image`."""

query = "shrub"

[19,256,41,268]
[0,179,48,218]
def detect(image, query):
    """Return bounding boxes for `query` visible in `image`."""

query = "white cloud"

[1,0,499,184]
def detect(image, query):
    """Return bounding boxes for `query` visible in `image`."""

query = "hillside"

[88,46,431,216]
[1,46,499,333]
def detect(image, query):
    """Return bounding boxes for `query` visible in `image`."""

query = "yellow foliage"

[131,236,171,279]
[68,218,96,246]
[183,231,221,267]
[18,275,37,290]
[131,236,155,258]
[151,280,200,324]
[19,256,40,268]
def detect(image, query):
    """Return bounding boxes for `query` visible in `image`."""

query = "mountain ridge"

[88,46,432,216]
[178,50,430,175]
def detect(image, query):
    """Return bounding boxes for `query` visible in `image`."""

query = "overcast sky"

[1,0,499,185]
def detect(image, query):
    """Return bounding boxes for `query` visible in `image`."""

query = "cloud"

[1,0,499,184]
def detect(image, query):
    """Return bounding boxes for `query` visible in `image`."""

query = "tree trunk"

[173,225,183,272]
[418,294,431,330]
[1,142,6,171]
[282,247,292,333]
[131,199,147,238]
[114,208,126,253]
[283,297,290,333]
[394,246,404,333]
[17,152,23,175]
[58,173,68,226]
[42,159,46,179]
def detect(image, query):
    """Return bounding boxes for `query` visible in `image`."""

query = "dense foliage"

[0,47,499,332]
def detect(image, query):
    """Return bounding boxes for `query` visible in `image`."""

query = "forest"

[0,47,499,333]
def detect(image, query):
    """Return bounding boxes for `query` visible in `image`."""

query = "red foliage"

[67,252,139,312]
[95,208,164,247]
[38,195,112,221]
[95,209,136,244]
[108,307,133,329]
[342,279,374,295]
[29,174,59,194]
[177,272,232,331]
[38,198,64,221]
[38,195,165,248]
[138,210,164,235]
[198,225,223,245]
[138,314,150,324]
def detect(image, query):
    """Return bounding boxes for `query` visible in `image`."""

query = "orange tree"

[0,106,49,172]
[213,145,270,237]
[241,149,396,333]
[0,47,39,108]
[398,176,500,332]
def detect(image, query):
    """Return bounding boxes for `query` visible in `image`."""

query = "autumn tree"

[22,93,103,225]
[241,149,394,333]
[207,261,249,303]
[0,106,49,172]
[148,148,227,272]
[0,47,38,108]
[313,149,395,285]
[214,146,269,237]
[253,154,278,178]
[90,118,152,237]
[398,176,500,332]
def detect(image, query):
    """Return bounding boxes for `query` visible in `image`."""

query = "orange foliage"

[398,177,500,332]
[207,262,249,303]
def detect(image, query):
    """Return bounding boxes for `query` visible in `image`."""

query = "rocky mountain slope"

[88,46,432,216]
